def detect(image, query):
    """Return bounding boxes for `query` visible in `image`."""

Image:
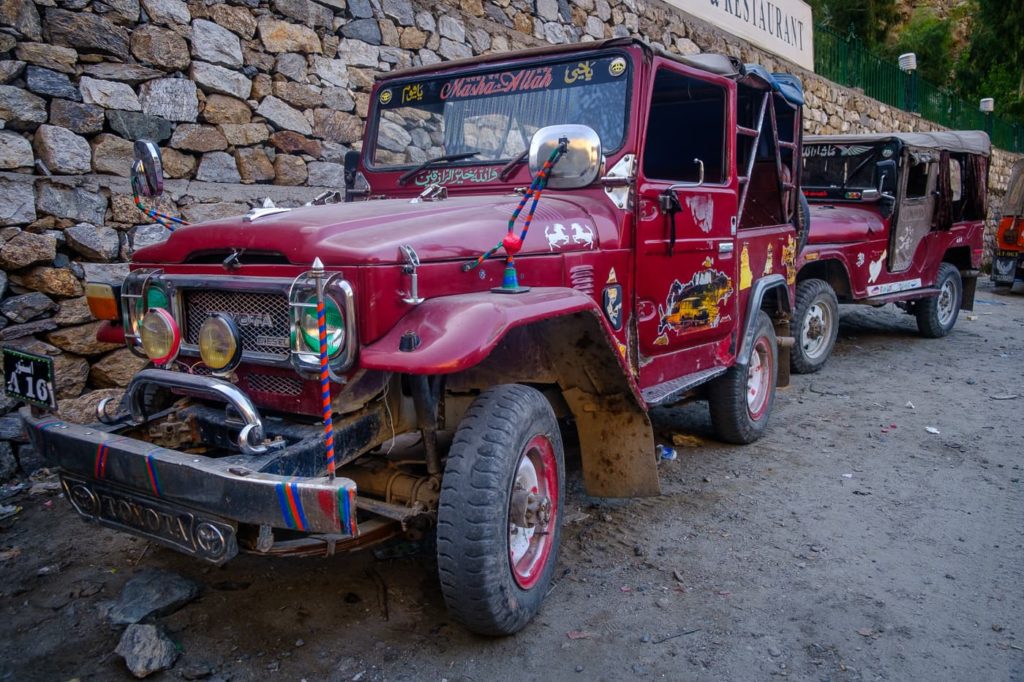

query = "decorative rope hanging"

[317,294,336,478]
[310,258,336,480]
[463,141,568,290]
[131,173,188,232]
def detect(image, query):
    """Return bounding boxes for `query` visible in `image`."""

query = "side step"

[641,366,728,406]
[860,287,939,306]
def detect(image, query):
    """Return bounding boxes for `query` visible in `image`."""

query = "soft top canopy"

[806,131,991,157]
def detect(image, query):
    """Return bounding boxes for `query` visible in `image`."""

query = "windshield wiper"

[840,151,880,192]
[498,150,529,181]
[397,152,479,186]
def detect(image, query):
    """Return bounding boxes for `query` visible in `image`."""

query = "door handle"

[718,242,734,255]
[658,189,683,256]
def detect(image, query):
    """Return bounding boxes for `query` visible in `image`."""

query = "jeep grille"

[246,373,304,396]
[182,290,291,359]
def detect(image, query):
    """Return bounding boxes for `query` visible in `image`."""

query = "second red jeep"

[792,131,989,372]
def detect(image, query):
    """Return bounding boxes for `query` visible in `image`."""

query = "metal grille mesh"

[247,374,304,396]
[183,290,290,358]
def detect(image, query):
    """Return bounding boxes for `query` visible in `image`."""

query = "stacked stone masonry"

[0,0,1018,462]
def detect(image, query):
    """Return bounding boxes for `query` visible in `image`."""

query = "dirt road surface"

[1,282,1022,681]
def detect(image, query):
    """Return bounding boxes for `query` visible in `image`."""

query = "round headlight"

[139,308,180,365]
[300,295,344,356]
[199,314,241,372]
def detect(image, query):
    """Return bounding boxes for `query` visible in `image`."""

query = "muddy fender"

[361,289,660,498]
[359,288,597,374]
[739,274,791,360]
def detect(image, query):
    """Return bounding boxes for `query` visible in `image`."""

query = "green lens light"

[300,296,344,356]
[146,286,170,310]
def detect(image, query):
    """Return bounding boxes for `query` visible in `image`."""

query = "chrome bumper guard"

[21,399,359,564]
[127,368,268,454]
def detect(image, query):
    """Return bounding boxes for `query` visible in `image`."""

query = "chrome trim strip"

[147,274,357,375]
[166,276,295,369]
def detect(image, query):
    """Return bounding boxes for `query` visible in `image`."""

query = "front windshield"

[803,141,893,191]
[371,54,631,175]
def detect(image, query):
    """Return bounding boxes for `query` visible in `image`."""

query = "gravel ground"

[0,281,1022,682]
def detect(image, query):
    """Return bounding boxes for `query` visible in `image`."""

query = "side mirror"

[343,149,360,188]
[528,124,602,189]
[343,149,371,202]
[876,160,898,196]
[861,188,880,201]
[130,140,163,198]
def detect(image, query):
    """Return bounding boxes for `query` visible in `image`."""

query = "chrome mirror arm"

[666,158,705,192]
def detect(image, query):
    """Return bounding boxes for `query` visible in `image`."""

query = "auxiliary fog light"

[199,313,242,372]
[139,308,181,366]
[300,295,344,356]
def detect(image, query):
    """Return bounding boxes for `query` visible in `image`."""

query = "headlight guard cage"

[118,270,357,380]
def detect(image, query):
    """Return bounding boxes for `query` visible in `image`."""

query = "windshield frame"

[802,139,899,200]
[363,47,636,175]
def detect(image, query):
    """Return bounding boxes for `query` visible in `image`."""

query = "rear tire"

[915,263,961,338]
[791,278,839,374]
[708,310,778,444]
[436,384,564,636]
[793,190,811,254]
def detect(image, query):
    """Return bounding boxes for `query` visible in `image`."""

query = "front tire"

[708,310,778,444]
[437,384,564,636]
[791,278,839,374]
[915,263,962,338]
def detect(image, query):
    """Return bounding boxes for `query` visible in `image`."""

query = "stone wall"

[0,0,1019,469]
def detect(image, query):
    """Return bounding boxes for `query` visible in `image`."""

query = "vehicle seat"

[741,161,784,228]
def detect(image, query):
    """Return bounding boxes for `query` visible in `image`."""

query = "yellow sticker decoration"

[740,243,752,290]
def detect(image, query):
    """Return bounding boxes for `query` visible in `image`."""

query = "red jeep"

[792,132,989,373]
[14,39,804,634]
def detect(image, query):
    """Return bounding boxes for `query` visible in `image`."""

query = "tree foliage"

[807,0,899,49]
[885,9,954,86]
[808,0,1023,124]
[955,0,1024,120]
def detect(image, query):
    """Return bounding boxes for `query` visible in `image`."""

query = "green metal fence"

[813,25,1024,153]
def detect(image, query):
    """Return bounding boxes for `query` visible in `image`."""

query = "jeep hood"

[133,194,617,266]
[807,203,886,245]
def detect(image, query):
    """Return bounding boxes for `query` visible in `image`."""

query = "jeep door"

[889,149,937,272]
[633,61,739,389]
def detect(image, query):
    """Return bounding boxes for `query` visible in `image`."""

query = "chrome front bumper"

[22,370,359,564]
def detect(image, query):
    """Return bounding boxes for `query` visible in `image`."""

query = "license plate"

[992,256,1017,282]
[3,348,57,409]
[61,475,239,564]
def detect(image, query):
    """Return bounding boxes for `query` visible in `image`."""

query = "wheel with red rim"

[708,310,778,444]
[437,384,564,636]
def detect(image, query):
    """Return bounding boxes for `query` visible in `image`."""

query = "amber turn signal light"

[86,282,122,321]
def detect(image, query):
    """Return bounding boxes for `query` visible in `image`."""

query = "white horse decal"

[571,223,594,248]
[545,223,570,249]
